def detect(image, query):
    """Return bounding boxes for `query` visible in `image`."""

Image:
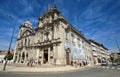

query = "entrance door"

[43,50,48,64]
[66,52,70,65]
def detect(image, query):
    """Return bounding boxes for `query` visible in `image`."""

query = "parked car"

[112,62,118,66]
[101,61,108,66]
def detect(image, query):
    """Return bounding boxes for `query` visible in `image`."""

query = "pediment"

[20,30,33,38]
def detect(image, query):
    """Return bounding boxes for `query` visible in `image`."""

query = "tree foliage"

[4,54,13,60]
[110,57,114,61]
[114,58,120,62]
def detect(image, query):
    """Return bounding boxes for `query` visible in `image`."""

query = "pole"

[114,39,120,53]
[3,15,16,71]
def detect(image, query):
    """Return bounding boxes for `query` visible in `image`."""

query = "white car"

[101,62,108,66]
[112,62,118,66]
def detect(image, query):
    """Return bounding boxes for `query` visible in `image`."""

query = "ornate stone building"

[13,4,107,66]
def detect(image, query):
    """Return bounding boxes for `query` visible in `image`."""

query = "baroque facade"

[13,4,108,66]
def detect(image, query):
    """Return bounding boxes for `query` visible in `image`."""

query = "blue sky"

[0,0,120,53]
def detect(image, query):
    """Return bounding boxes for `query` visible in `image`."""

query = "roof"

[89,39,108,50]
[19,20,33,29]
[24,20,32,26]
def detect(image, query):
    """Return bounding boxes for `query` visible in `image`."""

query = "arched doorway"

[66,48,71,65]
[26,53,28,61]
[97,58,101,63]
[43,50,48,64]
[21,52,25,63]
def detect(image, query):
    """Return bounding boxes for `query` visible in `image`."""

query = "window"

[71,34,74,43]
[50,46,53,51]
[56,25,59,31]
[26,53,28,60]
[66,33,68,41]
[25,38,27,45]
[18,43,19,47]
[28,38,30,45]
[78,38,80,48]
[45,32,49,41]
[21,40,23,46]
[82,40,84,44]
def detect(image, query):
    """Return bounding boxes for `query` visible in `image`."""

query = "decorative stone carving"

[49,16,52,23]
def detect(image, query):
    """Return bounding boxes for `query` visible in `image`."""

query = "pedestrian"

[27,62,29,66]
[38,60,41,65]
[82,61,85,66]
[86,61,88,65]
[54,58,56,66]
[71,60,73,66]
[30,63,32,67]
[1,60,3,63]
[74,61,77,68]
[79,62,81,67]
[77,60,79,67]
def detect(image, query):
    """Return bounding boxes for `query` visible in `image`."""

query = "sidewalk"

[0,63,93,73]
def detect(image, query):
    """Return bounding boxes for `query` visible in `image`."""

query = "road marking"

[106,67,109,69]
[97,66,101,68]
[111,67,115,69]
[102,66,105,68]
[117,68,120,70]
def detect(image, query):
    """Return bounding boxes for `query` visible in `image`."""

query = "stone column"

[20,52,22,63]
[13,50,16,62]
[36,49,39,64]
[56,43,65,65]
[54,26,56,39]
[53,44,57,65]
[41,49,43,64]
[58,23,66,65]
[24,52,26,63]
[16,52,19,63]
[56,26,58,39]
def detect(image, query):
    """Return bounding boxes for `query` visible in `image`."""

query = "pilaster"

[48,47,50,64]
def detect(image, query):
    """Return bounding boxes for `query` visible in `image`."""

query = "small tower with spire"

[54,3,57,9]
[48,3,51,11]
[38,13,43,27]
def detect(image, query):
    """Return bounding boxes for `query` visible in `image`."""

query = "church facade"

[13,5,107,66]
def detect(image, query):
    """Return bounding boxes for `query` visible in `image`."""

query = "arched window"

[26,53,28,60]
[56,25,59,31]
[28,38,30,45]
[71,34,74,44]
[21,40,23,46]
[22,52,25,63]
[25,38,27,45]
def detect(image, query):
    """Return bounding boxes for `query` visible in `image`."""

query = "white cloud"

[23,6,33,15]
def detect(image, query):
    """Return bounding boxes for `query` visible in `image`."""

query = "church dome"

[24,20,32,29]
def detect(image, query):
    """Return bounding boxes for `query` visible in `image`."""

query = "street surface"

[0,65,120,77]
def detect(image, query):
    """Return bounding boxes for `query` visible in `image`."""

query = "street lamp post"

[114,39,120,53]
[109,38,120,53]
[3,15,17,71]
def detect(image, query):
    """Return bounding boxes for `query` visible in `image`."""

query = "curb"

[0,66,94,74]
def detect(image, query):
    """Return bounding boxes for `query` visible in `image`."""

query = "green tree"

[4,54,13,60]
[110,57,114,62]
